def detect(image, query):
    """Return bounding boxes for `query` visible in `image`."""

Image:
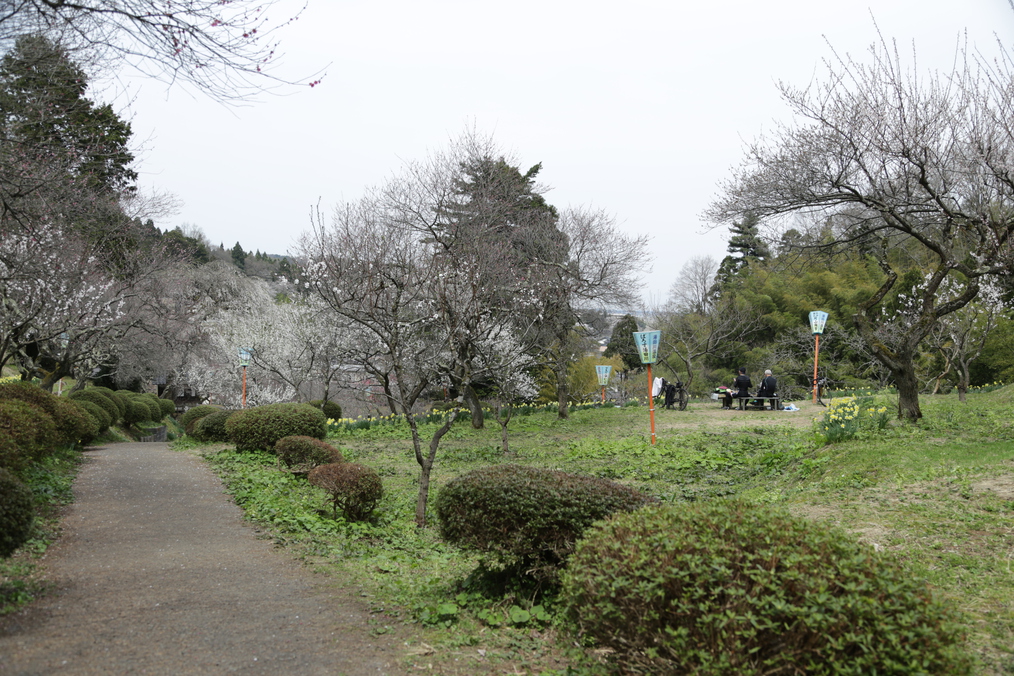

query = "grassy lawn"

[189,392,1014,674]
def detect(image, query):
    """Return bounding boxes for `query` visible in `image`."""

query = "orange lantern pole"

[633,331,661,445]
[808,311,828,403]
[239,349,251,409]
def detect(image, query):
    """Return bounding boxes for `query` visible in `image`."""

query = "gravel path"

[0,443,405,675]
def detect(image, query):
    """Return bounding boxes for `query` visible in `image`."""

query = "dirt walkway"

[0,443,405,675]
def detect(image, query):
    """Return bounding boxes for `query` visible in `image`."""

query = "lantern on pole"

[595,365,613,404]
[808,311,828,403]
[632,330,662,444]
[238,349,251,408]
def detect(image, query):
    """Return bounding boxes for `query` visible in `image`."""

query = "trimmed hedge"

[0,382,92,446]
[560,500,972,675]
[308,462,382,520]
[0,468,34,558]
[309,399,342,420]
[435,464,655,581]
[73,399,111,433]
[68,390,120,425]
[180,404,220,433]
[225,403,326,452]
[275,435,344,470]
[156,398,175,418]
[0,400,58,468]
[191,410,238,442]
[122,398,152,425]
[91,387,127,419]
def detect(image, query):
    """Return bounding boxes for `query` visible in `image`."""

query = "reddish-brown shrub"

[308,462,382,521]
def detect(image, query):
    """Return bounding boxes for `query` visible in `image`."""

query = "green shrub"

[0,382,91,446]
[135,394,163,421]
[91,387,127,419]
[52,398,99,445]
[309,399,342,420]
[275,435,344,470]
[191,410,238,442]
[123,398,152,425]
[68,389,120,425]
[308,462,382,520]
[180,404,220,432]
[225,403,326,452]
[156,397,175,418]
[0,468,34,558]
[0,399,58,467]
[73,399,111,433]
[435,464,655,581]
[560,500,972,675]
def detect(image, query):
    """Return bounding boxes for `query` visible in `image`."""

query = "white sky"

[119,0,1014,303]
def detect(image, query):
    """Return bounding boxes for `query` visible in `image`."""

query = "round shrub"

[0,399,58,466]
[52,397,99,445]
[91,387,127,419]
[309,399,342,420]
[131,394,162,421]
[0,468,34,558]
[123,398,152,425]
[156,397,175,418]
[435,464,655,581]
[308,462,382,520]
[275,435,344,470]
[73,399,111,433]
[0,382,89,446]
[560,500,972,675]
[225,403,326,452]
[68,389,120,425]
[180,404,220,433]
[191,410,238,442]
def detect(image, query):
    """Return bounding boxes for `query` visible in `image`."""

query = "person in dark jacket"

[757,369,777,397]
[723,367,752,409]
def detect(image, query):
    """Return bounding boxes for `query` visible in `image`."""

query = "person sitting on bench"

[723,367,751,409]
[755,369,777,408]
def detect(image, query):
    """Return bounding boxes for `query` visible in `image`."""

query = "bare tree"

[0,0,314,100]
[536,205,650,418]
[706,37,1014,420]
[924,284,1003,401]
[667,256,719,315]
[652,294,765,390]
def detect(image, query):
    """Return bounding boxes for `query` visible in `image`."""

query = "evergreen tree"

[715,213,770,287]
[604,314,643,371]
[0,34,137,196]
[231,242,247,269]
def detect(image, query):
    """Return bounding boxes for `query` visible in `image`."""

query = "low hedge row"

[435,464,655,581]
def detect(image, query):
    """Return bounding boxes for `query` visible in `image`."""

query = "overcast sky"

[120,0,1014,303]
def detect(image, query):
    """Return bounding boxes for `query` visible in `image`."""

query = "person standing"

[723,367,752,409]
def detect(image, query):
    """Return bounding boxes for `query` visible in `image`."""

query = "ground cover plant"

[190,392,1014,675]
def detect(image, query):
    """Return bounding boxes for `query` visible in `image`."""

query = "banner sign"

[808,311,829,335]
[595,364,613,386]
[632,330,662,365]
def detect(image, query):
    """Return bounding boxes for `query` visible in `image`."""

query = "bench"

[737,396,781,411]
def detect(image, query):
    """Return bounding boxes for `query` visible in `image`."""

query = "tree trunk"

[894,362,923,421]
[555,361,569,419]
[412,409,459,527]
[463,385,484,429]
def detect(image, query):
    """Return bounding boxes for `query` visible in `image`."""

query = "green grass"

[190,393,1014,674]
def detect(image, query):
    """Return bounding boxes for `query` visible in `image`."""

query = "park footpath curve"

[0,442,403,675]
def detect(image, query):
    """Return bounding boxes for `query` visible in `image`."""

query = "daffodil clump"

[968,381,1005,393]
[815,396,890,444]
